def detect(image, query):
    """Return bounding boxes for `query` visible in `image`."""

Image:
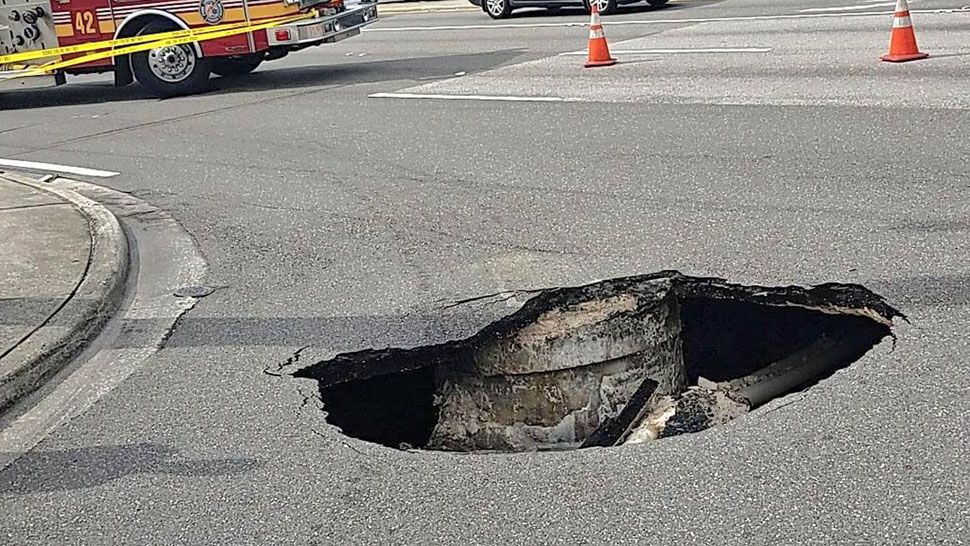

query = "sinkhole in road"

[294,272,902,453]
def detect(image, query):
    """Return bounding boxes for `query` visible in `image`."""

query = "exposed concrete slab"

[431,283,685,450]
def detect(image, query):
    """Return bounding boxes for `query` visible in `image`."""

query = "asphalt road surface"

[2,0,969,543]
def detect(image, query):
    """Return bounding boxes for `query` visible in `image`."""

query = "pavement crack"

[10,80,379,156]
[757,393,808,418]
[440,289,541,309]
[157,285,210,351]
[246,201,313,213]
[292,375,374,456]
[264,345,310,377]
[0,123,45,135]
[13,87,340,153]
[295,381,324,419]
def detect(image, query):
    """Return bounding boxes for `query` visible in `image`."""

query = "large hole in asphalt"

[294,272,902,453]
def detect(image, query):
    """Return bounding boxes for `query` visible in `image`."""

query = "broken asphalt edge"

[0,171,130,414]
[296,270,906,389]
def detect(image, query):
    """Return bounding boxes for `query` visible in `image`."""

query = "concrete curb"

[0,172,129,413]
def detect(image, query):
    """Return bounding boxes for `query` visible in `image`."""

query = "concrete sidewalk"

[377,0,478,15]
[0,172,128,414]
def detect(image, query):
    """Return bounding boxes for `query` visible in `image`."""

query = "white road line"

[800,2,896,12]
[0,158,120,178]
[368,21,587,32]
[369,92,581,102]
[365,8,969,32]
[560,47,773,56]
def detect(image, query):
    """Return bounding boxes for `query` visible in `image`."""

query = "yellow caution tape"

[0,9,316,75]
[0,19,258,66]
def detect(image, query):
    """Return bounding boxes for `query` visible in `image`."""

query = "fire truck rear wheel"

[131,21,212,98]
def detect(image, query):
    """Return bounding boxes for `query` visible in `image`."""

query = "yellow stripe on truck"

[247,4,300,19]
[98,19,117,34]
[0,12,303,66]
[55,23,73,38]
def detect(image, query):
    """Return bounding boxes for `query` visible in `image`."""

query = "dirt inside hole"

[295,272,902,452]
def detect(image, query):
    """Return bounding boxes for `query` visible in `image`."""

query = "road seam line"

[800,2,896,13]
[365,7,970,32]
[369,92,583,102]
[559,47,773,55]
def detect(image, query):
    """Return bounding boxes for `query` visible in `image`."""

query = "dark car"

[469,0,668,19]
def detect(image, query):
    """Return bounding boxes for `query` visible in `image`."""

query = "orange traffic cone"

[881,0,928,62]
[584,5,616,68]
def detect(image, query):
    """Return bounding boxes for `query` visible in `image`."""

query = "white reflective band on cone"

[589,28,605,38]
[892,15,912,27]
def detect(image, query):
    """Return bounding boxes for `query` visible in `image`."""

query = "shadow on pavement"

[0,443,262,494]
[110,297,509,350]
[109,270,970,351]
[208,48,527,95]
[0,49,527,111]
[925,52,970,60]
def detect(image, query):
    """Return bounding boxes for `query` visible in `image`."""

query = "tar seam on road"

[559,47,773,56]
[800,2,896,13]
[369,92,583,102]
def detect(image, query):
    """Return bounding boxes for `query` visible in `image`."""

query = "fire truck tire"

[130,21,212,98]
[211,57,263,77]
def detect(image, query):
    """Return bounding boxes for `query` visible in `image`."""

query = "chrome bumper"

[267,2,378,47]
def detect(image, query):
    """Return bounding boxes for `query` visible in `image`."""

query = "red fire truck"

[0,0,377,97]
